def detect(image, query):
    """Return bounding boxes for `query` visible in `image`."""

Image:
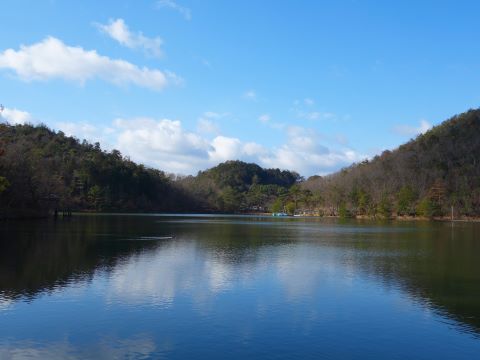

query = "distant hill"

[302,108,480,218]
[177,160,301,212]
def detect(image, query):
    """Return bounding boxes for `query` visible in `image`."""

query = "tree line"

[301,108,480,218]
[0,125,300,218]
[1,108,479,219]
[0,124,195,218]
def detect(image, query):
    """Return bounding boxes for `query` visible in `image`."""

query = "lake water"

[0,214,479,359]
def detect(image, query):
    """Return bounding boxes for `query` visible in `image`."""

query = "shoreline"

[3,210,480,223]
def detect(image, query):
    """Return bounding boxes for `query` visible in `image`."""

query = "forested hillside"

[0,124,194,218]
[1,108,480,219]
[302,109,480,218]
[0,124,300,217]
[177,161,301,212]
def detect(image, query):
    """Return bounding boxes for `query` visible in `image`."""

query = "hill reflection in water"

[0,215,479,359]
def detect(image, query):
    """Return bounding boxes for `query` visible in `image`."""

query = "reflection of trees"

[183,218,480,335]
[0,215,164,300]
[333,221,480,334]
[1,215,479,336]
[0,215,297,301]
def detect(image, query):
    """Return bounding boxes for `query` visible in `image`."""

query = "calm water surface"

[0,214,479,359]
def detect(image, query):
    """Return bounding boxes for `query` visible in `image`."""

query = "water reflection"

[0,215,479,359]
[0,336,160,360]
[105,241,352,307]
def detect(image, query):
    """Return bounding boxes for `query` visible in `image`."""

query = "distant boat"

[272,212,288,217]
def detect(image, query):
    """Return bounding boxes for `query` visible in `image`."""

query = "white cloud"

[197,118,219,134]
[258,114,270,123]
[258,114,286,130]
[196,111,230,135]
[259,126,365,175]
[335,134,349,145]
[243,90,256,100]
[56,118,209,174]
[103,119,356,174]
[56,121,115,148]
[0,37,178,90]
[105,117,267,174]
[57,122,97,137]
[393,119,432,136]
[208,136,242,162]
[156,0,192,20]
[52,117,364,176]
[418,120,432,133]
[96,19,163,58]
[0,107,33,125]
[286,126,329,153]
[113,117,212,172]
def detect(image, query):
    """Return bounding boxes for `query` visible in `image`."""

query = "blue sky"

[0,0,479,175]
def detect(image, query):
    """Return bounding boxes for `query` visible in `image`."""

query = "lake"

[0,214,479,359]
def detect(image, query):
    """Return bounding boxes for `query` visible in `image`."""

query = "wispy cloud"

[243,90,256,101]
[258,113,285,130]
[304,111,336,120]
[258,114,270,123]
[57,121,109,144]
[292,99,336,121]
[197,118,219,134]
[0,37,179,90]
[393,119,432,136]
[96,18,163,58]
[156,0,191,20]
[196,111,227,135]
[199,57,212,68]
[202,111,229,119]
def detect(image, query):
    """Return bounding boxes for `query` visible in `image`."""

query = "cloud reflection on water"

[0,336,160,360]
[104,239,356,308]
